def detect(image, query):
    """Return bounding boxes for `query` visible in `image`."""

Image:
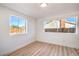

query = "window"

[64,17,76,33]
[10,16,27,35]
[44,20,60,32]
[44,17,77,33]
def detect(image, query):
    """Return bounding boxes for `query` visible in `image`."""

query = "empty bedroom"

[0,3,79,56]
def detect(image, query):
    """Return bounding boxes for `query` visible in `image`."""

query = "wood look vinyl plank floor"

[8,41,79,56]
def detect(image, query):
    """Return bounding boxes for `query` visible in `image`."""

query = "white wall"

[36,14,79,49]
[0,6,36,55]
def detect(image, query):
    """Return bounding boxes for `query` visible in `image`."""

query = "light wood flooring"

[8,41,79,56]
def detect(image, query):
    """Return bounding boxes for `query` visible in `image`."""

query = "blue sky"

[66,17,76,23]
[10,16,26,26]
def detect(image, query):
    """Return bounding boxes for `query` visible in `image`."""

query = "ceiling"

[0,3,79,19]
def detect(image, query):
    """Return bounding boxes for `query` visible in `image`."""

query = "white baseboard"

[36,40,79,49]
[2,40,35,56]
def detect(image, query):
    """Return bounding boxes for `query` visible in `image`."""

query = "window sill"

[9,32,27,36]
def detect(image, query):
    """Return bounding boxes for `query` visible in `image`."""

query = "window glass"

[10,16,27,35]
[44,17,77,33]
